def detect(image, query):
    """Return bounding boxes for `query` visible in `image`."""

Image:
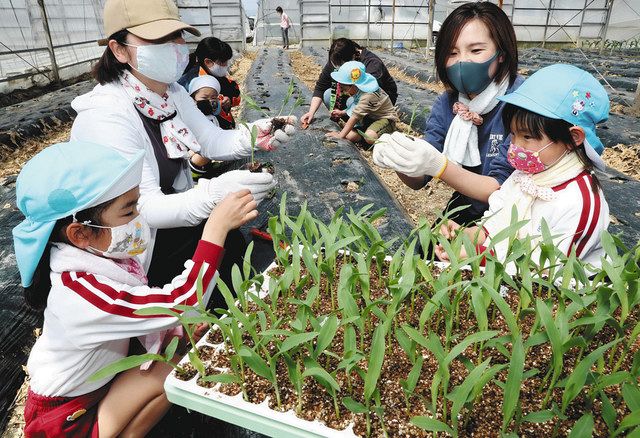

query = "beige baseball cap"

[99,0,201,45]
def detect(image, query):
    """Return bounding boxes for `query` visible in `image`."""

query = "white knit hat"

[188,75,221,95]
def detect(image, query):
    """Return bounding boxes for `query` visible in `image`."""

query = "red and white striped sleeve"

[56,240,224,347]
[547,173,609,263]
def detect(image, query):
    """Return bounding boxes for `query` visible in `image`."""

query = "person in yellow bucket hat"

[325,61,399,145]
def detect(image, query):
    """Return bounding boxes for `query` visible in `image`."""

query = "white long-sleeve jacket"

[27,241,221,397]
[482,171,609,269]
[70,81,250,268]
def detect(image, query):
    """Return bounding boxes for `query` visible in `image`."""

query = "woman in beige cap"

[71,0,295,292]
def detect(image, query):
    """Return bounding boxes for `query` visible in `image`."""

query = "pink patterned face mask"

[507,141,557,174]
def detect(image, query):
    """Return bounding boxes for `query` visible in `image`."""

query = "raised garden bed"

[157,197,640,437]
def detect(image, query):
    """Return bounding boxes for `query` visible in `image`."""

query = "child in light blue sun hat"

[13,141,257,436]
[435,64,610,271]
[325,60,399,145]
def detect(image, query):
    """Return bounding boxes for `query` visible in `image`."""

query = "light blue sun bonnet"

[12,141,145,287]
[498,64,609,171]
[330,60,380,93]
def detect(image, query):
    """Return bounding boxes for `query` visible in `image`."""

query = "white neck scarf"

[443,77,510,167]
[119,72,201,159]
[483,152,586,240]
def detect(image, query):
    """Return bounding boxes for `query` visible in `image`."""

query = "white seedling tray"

[165,250,455,437]
[165,256,359,438]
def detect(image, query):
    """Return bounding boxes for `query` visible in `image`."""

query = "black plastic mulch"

[0,176,43,431]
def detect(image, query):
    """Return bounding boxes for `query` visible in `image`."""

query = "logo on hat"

[350,68,361,82]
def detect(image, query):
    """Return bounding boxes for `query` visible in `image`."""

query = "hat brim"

[330,71,379,93]
[127,19,201,41]
[498,91,560,120]
[97,20,200,46]
[356,76,379,93]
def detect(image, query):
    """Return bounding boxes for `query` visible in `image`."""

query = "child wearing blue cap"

[13,141,257,436]
[434,64,610,268]
[325,60,399,145]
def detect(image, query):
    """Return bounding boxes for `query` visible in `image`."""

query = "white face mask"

[82,215,151,259]
[209,63,229,77]
[125,42,189,84]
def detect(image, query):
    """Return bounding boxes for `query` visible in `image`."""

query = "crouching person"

[14,141,257,437]
[325,61,399,145]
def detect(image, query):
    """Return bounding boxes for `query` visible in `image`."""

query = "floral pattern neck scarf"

[119,72,200,159]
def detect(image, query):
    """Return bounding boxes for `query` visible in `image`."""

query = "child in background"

[188,75,223,180]
[189,75,222,128]
[178,37,240,130]
[325,61,399,145]
[434,64,610,268]
[14,141,257,437]
[276,6,292,49]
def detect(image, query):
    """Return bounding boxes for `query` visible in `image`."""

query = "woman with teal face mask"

[70,0,298,293]
[373,2,524,228]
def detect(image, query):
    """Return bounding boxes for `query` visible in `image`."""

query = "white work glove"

[239,116,297,154]
[372,132,448,178]
[197,170,276,204]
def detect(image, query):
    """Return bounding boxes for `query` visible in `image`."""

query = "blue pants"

[281,27,289,47]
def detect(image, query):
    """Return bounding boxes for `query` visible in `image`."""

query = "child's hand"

[435,244,469,262]
[192,323,210,343]
[440,220,461,240]
[325,131,342,139]
[203,190,258,245]
[220,96,231,112]
[331,109,346,118]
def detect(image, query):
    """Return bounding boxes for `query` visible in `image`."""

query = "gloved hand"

[372,132,448,178]
[197,170,276,204]
[249,116,297,151]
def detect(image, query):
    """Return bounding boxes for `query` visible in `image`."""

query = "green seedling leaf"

[502,333,525,433]
[315,314,338,359]
[188,350,206,376]
[280,331,319,354]
[600,390,617,431]
[239,346,272,381]
[88,353,164,381]
[569,413,594,437]
[445,331,498,365]
[364,322,388,402]
[343,397,369,414]
[134,306,180,318]
[449,358,492,430]
[411,416,454,435]
[623,383,640,412]
[614,410,640,436]
[563,339,621,411]
[163,336,180,361]
[521,410,555,423]
[302,362,340,393]
[405,355,424,395]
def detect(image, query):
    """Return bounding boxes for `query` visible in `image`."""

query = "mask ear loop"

[72,213,110,229]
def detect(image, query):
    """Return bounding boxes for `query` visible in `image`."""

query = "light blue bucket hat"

[330,60,380,93]
[498,64,609,171]
[12,141,145,287]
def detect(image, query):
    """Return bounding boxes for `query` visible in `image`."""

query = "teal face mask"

[446,51,499,96]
